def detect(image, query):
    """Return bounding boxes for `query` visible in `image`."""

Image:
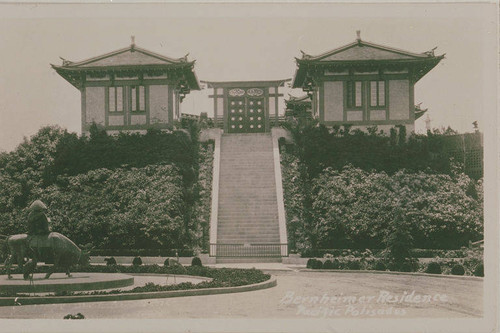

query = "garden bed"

[304,257,483,277]
[0,265,272,298]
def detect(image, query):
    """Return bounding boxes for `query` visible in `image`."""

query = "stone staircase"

[215,133,282,263]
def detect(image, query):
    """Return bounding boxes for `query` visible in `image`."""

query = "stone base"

[0,273,134,294]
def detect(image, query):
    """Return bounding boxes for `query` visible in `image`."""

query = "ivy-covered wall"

[0,122,213,253]
[280,122,484,252]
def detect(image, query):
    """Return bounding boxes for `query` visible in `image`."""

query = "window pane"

[116,87,123,111]
[370,81,377,106]
[378,81,385,106]
[139,86,145,111]
[355,82,362,107]
[131,86,137,111]
[109,87,115,111]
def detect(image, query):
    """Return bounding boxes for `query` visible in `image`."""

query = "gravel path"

[0,271,482,319]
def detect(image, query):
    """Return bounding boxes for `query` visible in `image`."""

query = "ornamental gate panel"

[205,79,289,134]
[227,95,265,133]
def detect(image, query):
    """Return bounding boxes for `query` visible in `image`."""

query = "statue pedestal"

[0,273,134,294]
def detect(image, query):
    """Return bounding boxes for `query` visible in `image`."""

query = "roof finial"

[356,30,361,41]
[425,114,431,132]
[131,35,135,47]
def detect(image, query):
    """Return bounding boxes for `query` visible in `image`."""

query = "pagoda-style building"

[291,31,444,133]
[52,38,200,134]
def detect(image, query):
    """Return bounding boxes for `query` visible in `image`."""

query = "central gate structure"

[203,79,290,133]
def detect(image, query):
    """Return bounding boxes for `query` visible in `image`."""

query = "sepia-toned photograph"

[0,1,497,332]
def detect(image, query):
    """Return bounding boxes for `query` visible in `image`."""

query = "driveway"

[0,271,482,319]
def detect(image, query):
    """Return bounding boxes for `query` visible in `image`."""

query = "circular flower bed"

[0,265,271,297]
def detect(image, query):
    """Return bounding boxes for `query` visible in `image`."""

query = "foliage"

[0,123,213,252]
[425,262,442,274]
[49,126,196,182]
[311,259,323,269]
[132,257,143,266]
[280,151,310,250]
[384,207,413,265]
[306,259,316,269]
[192,143,214,251]
[0,265,271,297]
[63,313,85,320]
[283,122,459,180]
[90,249,194,257]
[474,264,484,277]
[31,165,184,250]
[281,122,483,254]
[451,264,465,275]
[322,260,334,269]
[191,257,202,267]
[104,257,116,266]
[374,261,387,271]
[308,165,483,250]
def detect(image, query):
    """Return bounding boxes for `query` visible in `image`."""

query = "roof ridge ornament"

[131,36,136,51]
[300,50,311,60]
[356,30,362,44]
[59,57,73,66]
[424,46,438,57]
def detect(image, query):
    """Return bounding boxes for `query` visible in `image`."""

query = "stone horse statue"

[4,232,83,280]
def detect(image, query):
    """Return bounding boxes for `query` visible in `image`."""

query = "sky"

[0,2,497,152]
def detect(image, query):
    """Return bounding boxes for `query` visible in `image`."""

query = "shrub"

[347,260,361,270]
[289,162,483,251]
[306,258,316,269]
[311,259,323,269]
[104,257,116,266]
[399,262,413,272]
[425,262,442,274]
[63,313,85,320]
[191,257,202,267]
[163,258,170,267]
[474,264,484,277]
[322,260,334,269]
[384,207,414,265]
[374,261,386,271]
[132,257,142,266]
[451,264,465,275]
[331,259,341,269]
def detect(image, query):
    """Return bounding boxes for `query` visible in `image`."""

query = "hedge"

[0,123,214,252]
[300,248,471,259]
[0,265,271,297]
[90,249,195,257]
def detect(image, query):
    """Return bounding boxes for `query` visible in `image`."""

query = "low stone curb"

[0,275,277,307]
[299,269,484,281]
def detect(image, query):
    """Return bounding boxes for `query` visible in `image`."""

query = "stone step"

[217,221,279,226]
[216,239,281,244]
[215,257,282,263]
[217,232,279,236]
[217,225,280,230]
[217,215,278,220]
[217,133,282,256]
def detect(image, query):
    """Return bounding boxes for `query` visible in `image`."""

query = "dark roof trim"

[59,45,188,68]
[201,79,291,88]
[300,39,435,62]
[292,56,444,88]
[53,62,201,90]
[51,62,196,72]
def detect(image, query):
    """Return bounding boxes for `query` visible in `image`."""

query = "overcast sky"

[0,2,497,152]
